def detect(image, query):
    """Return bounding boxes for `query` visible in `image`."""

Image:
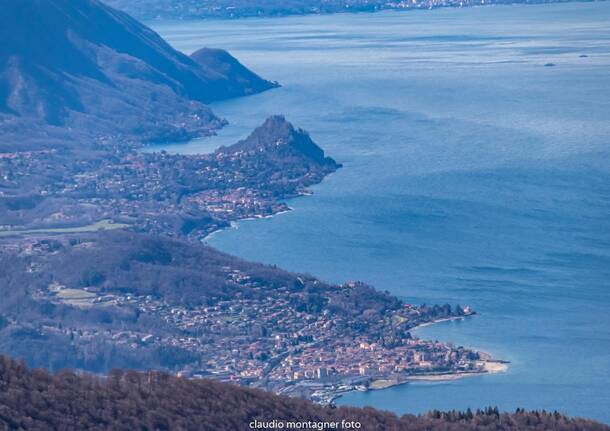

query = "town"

[0,116,338,240]
[21,247,485,404]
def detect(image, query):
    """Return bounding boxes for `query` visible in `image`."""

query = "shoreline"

[327,315,509,405]
[200,178,334,243]
[409,315,468,332]
[356,359,508,393]
[200,165,339,244]
[202,208,293,242]
[328,358,509,406]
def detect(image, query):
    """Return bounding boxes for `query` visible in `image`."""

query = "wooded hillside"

[1,354,608,431]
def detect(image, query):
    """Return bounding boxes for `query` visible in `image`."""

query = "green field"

[54,288,97,308]
[0,219,129,237]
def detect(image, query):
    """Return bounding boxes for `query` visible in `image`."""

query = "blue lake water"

[149,3,610,423]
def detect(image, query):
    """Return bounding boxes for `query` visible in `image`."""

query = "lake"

[149,2,610,423]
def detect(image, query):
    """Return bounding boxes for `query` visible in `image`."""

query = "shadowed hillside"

[0,0,277,149]
[191,48,279,98]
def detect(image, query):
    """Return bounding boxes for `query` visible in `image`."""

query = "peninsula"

[0,111,505,402]
[0,0,504,408]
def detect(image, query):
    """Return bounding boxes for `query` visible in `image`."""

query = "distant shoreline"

[133,0,605,23]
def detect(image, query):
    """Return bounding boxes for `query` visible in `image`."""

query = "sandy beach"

[410,315,468,332]
[361,359,509,397]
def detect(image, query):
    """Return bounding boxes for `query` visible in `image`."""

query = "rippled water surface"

[150,3,610,423]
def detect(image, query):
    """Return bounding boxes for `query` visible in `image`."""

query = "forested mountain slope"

[0,0,276,149]
[1,355,608,431]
